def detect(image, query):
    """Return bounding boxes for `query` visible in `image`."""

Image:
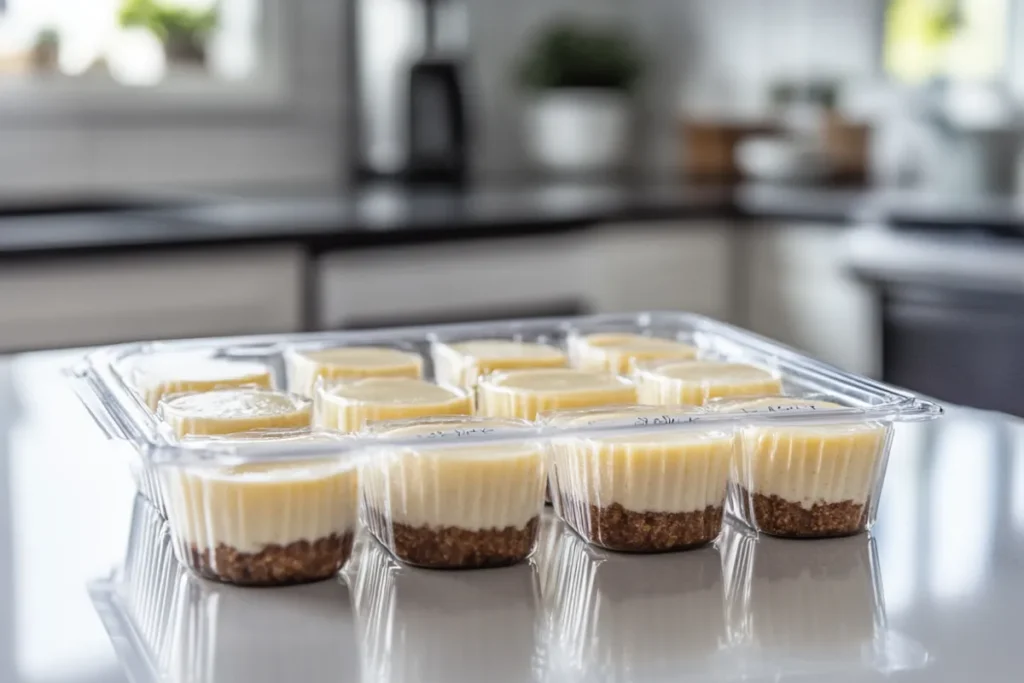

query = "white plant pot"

[525,90,631,174]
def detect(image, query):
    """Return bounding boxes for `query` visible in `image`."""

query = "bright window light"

[0,0,260,88]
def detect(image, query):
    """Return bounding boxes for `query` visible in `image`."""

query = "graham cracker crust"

[188,532,355,586]
[562,499,723,552]
[742,487,867,538]
[367,508,539,568]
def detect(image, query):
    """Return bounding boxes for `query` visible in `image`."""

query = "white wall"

[0,0,889,193]
[467,0,885,178]
[0,0,347,198]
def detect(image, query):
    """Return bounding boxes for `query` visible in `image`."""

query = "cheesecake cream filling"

[635,360,782,406]
[569,332,698,374]
[162,434,359,552]
[551,431,733,514]
[317,378,473,432]
[286,346,423,397]
[431,339,567,388]
[160,388,312,437]
[477,368,637,421]
[362,442,546,529]
[130,353,273,410]
[716,397,888,508]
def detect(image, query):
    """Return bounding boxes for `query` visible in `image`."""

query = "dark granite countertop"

[2,180,1022,259]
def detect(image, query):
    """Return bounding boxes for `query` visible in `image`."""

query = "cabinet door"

[744,223,879,376]
[585,223,735,320]
[316,236,590,329]
[0,246,305,351]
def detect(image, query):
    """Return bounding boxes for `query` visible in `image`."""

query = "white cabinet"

[0,246,305,351]
[316,224,736,329]
[317,235,590,328]
[585,222,735,320]
[742,223,880,376]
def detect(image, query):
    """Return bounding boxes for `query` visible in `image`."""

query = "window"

[884,0,1010,82]
[0,0,276,102]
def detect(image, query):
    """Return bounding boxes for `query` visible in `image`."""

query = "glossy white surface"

[1,353,1023,682]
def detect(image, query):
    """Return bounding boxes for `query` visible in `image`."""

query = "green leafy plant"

[516,20,643,92]
[119,0,218,62]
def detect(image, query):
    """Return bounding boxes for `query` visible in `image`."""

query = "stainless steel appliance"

[346,0,469,184]
[847,219,1024,416]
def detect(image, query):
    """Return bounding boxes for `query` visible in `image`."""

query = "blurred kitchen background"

[0,0,1023,415]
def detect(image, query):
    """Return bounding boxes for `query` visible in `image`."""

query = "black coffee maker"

[347,0,470,185]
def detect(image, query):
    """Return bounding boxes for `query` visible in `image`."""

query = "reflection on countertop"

[3,354,1024,682]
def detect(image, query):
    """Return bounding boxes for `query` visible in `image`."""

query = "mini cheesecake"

[286,346,423,397]
[317,377,472,432]
[162,430,359,586]
[160,388,311,438]
[431,339,567,388]
[547,406,730,552]
[713,396,890,538]
[569,332,698,374]
[477,368,637,421]
[363,417,545,568]
[635,360,782,406]
[130,353,273,410]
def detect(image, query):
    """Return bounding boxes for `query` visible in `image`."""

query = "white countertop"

[1,352,1022,682]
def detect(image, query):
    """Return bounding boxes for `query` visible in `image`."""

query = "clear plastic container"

[477,367,637,421]
[160,429,361,586]
[711,395,892,538]
[314,377,473,432]
[544,405,733,552]
[90,494,360,683]
[352,538,541,683]
[360,416,546,568]
[539,519,729,681]
[67,312,942,549]
[431,338,568,388]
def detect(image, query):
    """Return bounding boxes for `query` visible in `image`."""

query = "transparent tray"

[68,312,942,571]
[89,495,362,683]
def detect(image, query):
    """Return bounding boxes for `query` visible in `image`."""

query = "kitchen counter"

[2,351,1023,682]
[5,181,1024,260]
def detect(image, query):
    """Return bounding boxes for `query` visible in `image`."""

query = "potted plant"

[31,28,61,74]
[515,20,643,174]
[119,0,218,66]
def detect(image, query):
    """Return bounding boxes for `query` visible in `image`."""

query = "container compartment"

[431,338,568,388]
[68,312,942,530]
[315,377,473,432]
[477,368,637,421]
[567,331,698,374]
[634,359,783,406]
[361,418,546,568]
[713,396,893,538]
[547,407,732,552]
[285,345,424,397]
[159,388,312,437]
[161,430,361,586]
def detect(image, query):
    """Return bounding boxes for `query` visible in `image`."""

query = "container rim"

[67,311,944,467]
